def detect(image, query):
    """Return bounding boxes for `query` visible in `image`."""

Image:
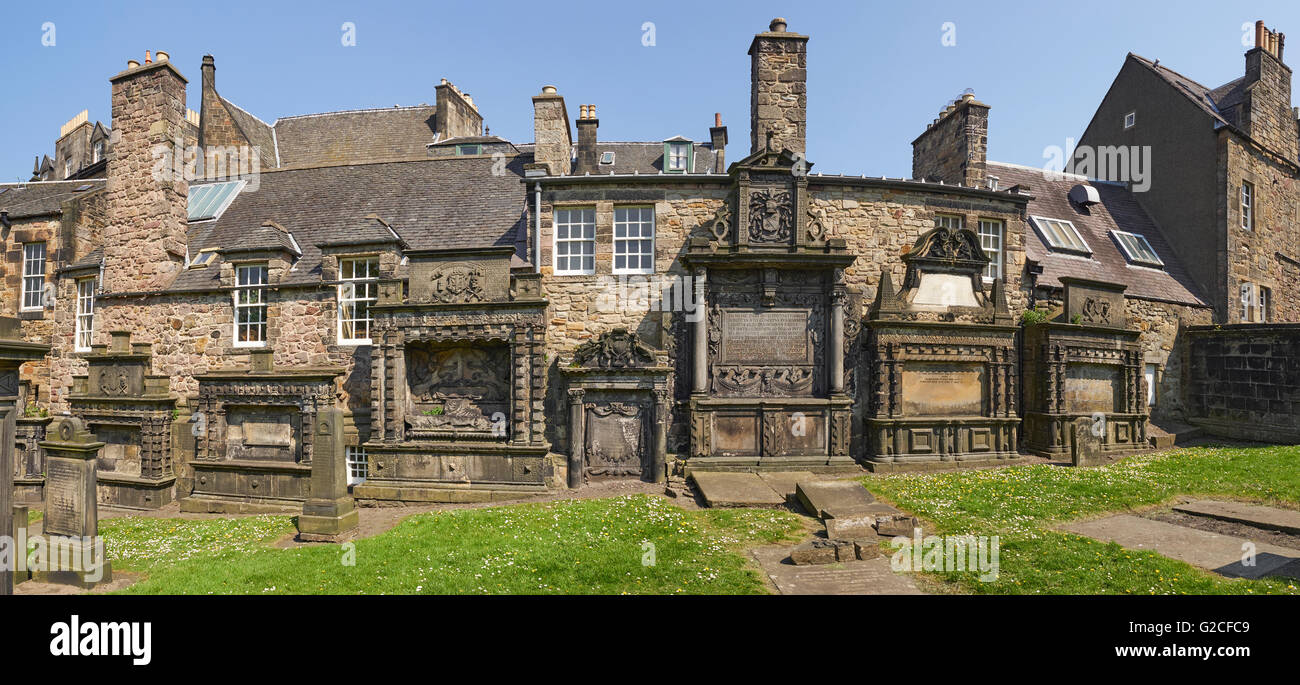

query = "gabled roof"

[986,161,1207,307]
[168,156,526,291]
[0,179,105,219]
[1127,53,1240,130]
[219,96,277,166]
[272,106,438,168]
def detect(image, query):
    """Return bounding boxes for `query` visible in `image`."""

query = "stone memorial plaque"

[712,414,759,454]
[586,407,644,475]
[722,309,811,364]
[902,362,985,416]
[911,273,980,308]
[44,458,83,538]
[1065,364,1119,413]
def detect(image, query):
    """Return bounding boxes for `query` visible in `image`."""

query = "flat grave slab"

[794,479,876,519]
[1173,501,1300,535]
[757,471,816,499]
[1062,515,1300,580]
[690,472,785,508]
[751,545,922,595]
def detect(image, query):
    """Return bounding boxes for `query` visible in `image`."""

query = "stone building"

[2,18,1294,506]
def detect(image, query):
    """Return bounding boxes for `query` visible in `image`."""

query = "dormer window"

[1031,215,1091,255]
[456,144,482,156]
[664,138,693,173]
[92,141,104,164]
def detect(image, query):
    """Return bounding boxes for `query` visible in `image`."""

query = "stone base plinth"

[863,456,1028,473]
[179,494,303,515]
[684,455,862,476]
[297,498,359,542]
[353,481,547,504]
[96,474,176,510]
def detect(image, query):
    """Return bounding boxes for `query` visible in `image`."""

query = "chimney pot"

[145,50,152,64]
[715,112,721,127]
[769,17,787,32]
[127,59,140,69]
[1257,20,1266,49]
[155,50,169,62]
[542,84,557,95]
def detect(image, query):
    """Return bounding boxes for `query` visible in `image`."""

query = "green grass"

[108,495,801,595]
[28,509,42,524]
[863,445,1300,595]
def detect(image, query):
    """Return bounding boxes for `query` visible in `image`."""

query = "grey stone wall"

[1186,323,1300,442]
[911,95,989,188]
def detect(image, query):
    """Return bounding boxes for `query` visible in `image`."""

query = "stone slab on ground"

[756,471,816,499]
[1173,501,1300,535]
[825,513,878,540]
[690,472,784,508]
[752,545,922,595]
[1062,515,1300,580]
[794,480,875,519]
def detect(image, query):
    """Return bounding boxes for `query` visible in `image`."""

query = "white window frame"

[934,213,964,232]
[1031,215,1092,255]
[613,206,655,275]
[977,219,1003,281]
[346,446,368,486]
[337,256,379,345]
[1111,230,1164,267]
[1258,285,1271,323]
[75,278,96,352]
[233,263,269,347]
[92,141,104,164]
[1240,181,1254,231]
[1124,111,1136,129]
[63,158,72,178]
[1144,363,1157,407]
[553,207,596,275]
[667,143,690,172]
[1240,281,1258,322]
[21,242,46,311]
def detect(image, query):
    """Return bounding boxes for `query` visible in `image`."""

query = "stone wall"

[198,56,252,151]
[1220,134,1300,323]
[1241,44,1298,163]
[749,20,807,155]
[911,96,990,188]
[1186,324,1300,443]
[531,90,571,176]
[435,81,482,139]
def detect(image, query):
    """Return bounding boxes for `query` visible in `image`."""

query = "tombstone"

[562,329,670,486]
[297,408,359,541]
[1022,278,1149,458]
[682,142,859,472]
[863,227,1020,470]
[0,319,49,596]
[32,417,112,588]
[1070,416,1106,467]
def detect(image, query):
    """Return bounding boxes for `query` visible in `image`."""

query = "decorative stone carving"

[429,262,486,303]
[707,202,732,241]
[748,188,793,243]
[573,328,656,368]
[807,206,830,241]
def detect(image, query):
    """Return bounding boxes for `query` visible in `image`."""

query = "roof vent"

[1069,184,1101,206]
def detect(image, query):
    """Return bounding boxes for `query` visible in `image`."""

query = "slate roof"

[515,141,723,175]
[0,179,105,219]
[169,156,527,291]
[986,161,1207,307]
[220,96,277,166]
[1128,54,1245,130]
[272,106,438,168]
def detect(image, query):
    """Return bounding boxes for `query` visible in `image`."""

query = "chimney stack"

[749,18,808,156]
[1243,21,1297,161]
[434,78,484,139]
[911,91,990,187]
[104,52,190,293]
[710,113,728,170]
[531,85,572,176]
[574,104,599,175]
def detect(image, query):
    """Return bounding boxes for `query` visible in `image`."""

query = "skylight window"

[187,180,245,222]
[1031,216,1091,255]
[600,151,615,165]
[1111,230,1164,267]
[188,251,217,268]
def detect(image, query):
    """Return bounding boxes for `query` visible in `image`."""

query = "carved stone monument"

[863,227,1020,470]
[183,349,343,514]
[297,408,359,541]
[1022,277,1149,458]
[13,381,50,504]
[355,246,552,502]
[562,329,670,485]
[0,318,48,595]
[33,417,112,588]
[68,331,178,509]
[682,142,858,472]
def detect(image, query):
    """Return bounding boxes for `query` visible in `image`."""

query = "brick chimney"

[749,18,808,156]
[574,104,599,175]
[434,79,483,139]
[911,92,990,187]
[532,85,572,176]
[104,52,189,293]
[1242,21,1298,161]
[710,113,728,169]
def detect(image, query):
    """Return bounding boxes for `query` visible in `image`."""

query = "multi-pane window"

[977,219,1003,280]
[338,257,379,344]
[613,206,655,274]
[1239,281,1270,323]
[1031,216,1092,255]
[934,214,964,231]
[92,141,104,164]
[554,207,595,275]
[346,446,368,486]
[1258,286,1271,322]
[234,263,268,346]
[1240,181,1254,230]
[667,143,690,172]
[1111,230,1164,267]
[75,278,95,351]
[21,243,46,310]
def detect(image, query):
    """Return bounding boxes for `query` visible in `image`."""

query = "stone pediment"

[870,227,1011,324]
[571,328,657,369]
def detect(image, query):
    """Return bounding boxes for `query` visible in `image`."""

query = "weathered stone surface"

[1070,416,1105,467]
[825,513,876,540]
[33,417,112,587]
[297,408,359,541]
[795,479,876,519]
[753,545,923,595]
[789,538,839,565]
[875,515,921,538]
[854,539,883,560]
[757,471,816,498]
[691,471,784,508]
[1062,515,1300,580]
[1173,500,1300,535]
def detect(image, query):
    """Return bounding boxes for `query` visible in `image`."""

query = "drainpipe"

[534,182,542,273]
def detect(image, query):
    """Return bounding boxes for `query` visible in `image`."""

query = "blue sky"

[3,0,1298,180]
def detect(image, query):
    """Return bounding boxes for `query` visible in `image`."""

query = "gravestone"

[33,417,112,588]
[1070,416,1105,467]
[0,320,48,595]
[297,408,359,541]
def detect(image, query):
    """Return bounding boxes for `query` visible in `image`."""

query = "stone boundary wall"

[1186,323,1300,443]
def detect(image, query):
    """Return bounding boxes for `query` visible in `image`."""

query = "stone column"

[34,418,112,588]
[567,389,585,488]
[0,400,13,596]
[652,387,668,483]
[297,408,359,542]
[830,286,845,394]
[692,267,708,394]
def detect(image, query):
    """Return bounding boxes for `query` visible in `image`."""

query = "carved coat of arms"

[430,263,486,303]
